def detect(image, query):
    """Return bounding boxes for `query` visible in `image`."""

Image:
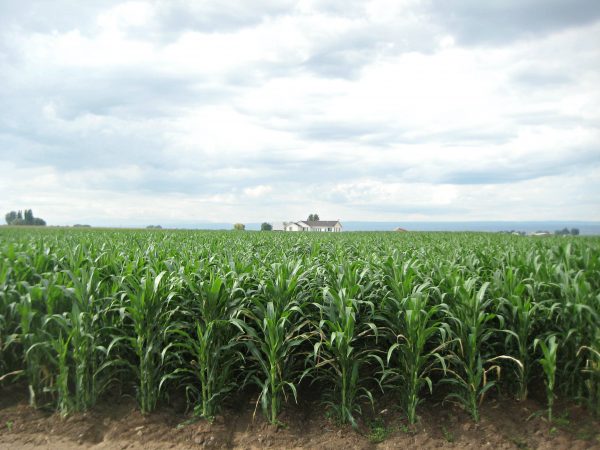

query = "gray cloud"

[429,0,600,45]
[0,1,118,34]
[150,1,295,36]
[511,71,573,89]
[426,149,600,185]
[300,19,440,79]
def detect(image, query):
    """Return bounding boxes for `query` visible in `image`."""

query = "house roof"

[303,220,341,227]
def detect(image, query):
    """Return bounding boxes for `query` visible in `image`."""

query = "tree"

[307,213,320,221]
[261,222,273,231]
[24,209,34,225]
[4,209,46,226]
[571,228,580,236]
[5,211,16,224]
[233,223,245,231]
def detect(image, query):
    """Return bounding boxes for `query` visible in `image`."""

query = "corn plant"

[444,278,518,422]
[310,262,381,428]
[535,335,559,421]
[163,268,244,419]
[49,331,71,416]
[578,332,600,417]
[15,286,52,407]
[238,260,310,425]
[495,267,541,401]
[552,268,598,400]
[59,268,106,410]
[380,283,448,423]
[122,269,178,414]
[0,261,19,381]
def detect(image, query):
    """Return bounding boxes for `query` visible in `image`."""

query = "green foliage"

[261,222,273,231]
[380,254,448,423]
[238,260,310,424]
[535,335,559,421]
[0,228,598,427]
[367,418,391,443]
[309,261,381,427]
[163,267,244,419]
[233,223,245,231]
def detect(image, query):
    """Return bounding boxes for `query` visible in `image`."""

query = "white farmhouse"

[280,220,343,232]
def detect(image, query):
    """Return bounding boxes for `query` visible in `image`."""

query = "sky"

[1,0,599,227]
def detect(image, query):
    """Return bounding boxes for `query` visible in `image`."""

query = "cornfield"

[1,228,598,426]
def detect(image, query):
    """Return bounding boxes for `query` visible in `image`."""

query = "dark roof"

[303,221,341,227]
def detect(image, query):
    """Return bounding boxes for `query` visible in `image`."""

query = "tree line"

[4,209,46,226]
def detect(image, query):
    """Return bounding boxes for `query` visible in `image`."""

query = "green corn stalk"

[162,269,243,420]
[123,269,177,414]
[51,331,72,416]
[381,288,448,424]
[16,289,50,408]
[63,268,103,411]
[577,336,600,417]
[238,260,309,425]
[553,268,597,400]
[445,278,519,422]
[495,267,540,401]
[310,261,381,428]
[0,261,18,381]
[535,335,558,421]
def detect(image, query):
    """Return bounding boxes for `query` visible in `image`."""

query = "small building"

[281,220,342,232]
[530,231,552,237]
[393,227,408,232]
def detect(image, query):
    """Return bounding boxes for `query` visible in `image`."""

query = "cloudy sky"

[1,0,599,226]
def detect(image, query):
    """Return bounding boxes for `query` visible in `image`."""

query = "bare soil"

[0,385,598,450]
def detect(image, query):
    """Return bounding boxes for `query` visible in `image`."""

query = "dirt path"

[0,387,598,449]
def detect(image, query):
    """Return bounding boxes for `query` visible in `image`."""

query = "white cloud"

[243,185,273,198]
[1,0,599,226]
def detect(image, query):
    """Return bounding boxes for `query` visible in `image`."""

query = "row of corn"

[0,228,598,426]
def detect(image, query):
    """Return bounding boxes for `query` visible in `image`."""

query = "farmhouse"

[280,220,342,232]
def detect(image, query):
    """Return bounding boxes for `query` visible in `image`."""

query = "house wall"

[282,221,343,232]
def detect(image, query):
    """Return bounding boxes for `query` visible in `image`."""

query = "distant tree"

[307,213,320,221]
[4,209,46,226]
[5,211,17,224]
[146,225,162,229]
[233,223,245,231]
[571,228,580,236]
[24,209,34,225]
[261,222,273,231]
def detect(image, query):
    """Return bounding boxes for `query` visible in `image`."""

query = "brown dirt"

[0,386,598,450]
